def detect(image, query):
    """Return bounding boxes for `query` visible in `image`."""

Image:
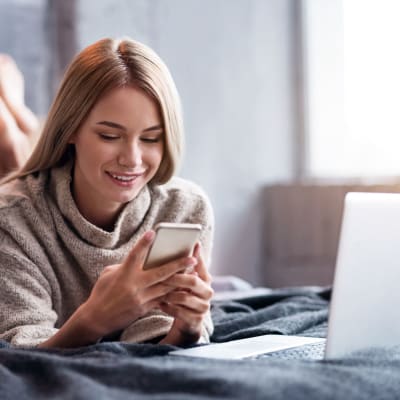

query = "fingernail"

[144,230,155,242]
[186,257,197,266]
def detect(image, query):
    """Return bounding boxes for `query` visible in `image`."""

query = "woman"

[0,37,214,348]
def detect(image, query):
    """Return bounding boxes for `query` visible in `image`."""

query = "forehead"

[87,86,161,127]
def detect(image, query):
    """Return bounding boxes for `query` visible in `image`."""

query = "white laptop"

[170,192,400,360]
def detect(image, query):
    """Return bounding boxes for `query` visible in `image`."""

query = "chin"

[110,189,142,205]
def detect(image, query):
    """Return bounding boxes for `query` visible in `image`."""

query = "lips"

[106,171,144,186]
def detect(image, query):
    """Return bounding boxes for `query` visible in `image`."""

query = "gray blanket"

[1,286,399,400]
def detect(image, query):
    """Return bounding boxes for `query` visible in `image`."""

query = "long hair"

[2,37,184,184]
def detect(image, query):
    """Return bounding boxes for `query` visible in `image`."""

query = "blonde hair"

[2,37,184,184]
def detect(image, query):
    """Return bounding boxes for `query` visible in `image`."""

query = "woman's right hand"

[80,230,197,339]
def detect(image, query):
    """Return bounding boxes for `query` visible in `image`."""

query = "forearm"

[37,303,103,349]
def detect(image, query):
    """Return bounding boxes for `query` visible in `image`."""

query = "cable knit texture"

[0,162,214,347]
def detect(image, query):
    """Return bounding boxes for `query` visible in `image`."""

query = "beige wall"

[262,183,400,287]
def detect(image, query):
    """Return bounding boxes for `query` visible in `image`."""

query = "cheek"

[143,145,164,168]
[76,139,117,167]
[151,146,164,168]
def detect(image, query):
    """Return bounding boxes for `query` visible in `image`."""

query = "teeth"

[110,174,136,181]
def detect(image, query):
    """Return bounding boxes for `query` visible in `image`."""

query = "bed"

[0,285,399,399]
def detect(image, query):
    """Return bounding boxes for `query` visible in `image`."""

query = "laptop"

[170,192,400,360]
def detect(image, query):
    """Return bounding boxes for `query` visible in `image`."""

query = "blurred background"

[1,0,399,287]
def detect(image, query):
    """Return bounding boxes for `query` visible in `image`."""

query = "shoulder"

[152,176,212,210]
[149,176,214,226]
[0,178,30,210]
[0,172,50,242]
[0,171,49,209]
[158,176,209,199]
[0,179,34,247]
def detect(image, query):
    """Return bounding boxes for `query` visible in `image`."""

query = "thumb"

[123,230,155,272]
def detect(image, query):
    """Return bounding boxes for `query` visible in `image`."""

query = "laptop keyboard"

[253,341,326,360]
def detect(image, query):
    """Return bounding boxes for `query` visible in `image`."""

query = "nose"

[118,140,143,168]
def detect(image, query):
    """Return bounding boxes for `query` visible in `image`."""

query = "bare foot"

[0,96,32,177]
[0,54,38,135]
[0,55,38,176]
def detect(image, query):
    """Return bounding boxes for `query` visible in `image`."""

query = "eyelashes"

[98,133,162,143]
[99,134,119,141]
[140,138,161,143]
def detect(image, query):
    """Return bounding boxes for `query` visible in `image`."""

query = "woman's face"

[70,86,164,227]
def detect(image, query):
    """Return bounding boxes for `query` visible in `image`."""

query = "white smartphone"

[143,222,202,270]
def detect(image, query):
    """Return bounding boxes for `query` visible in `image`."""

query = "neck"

[70,181,123,231]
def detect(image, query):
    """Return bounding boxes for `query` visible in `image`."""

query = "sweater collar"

[49,162,151,249]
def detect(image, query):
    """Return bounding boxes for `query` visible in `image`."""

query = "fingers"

[160,302,204,334]
[160,243,214,301]
[160,303,203,344]
[163,290,210,314]
[142,256,197,287]
[139,281,177,304]
[163,273,214,299]
[160,302,199,322]
[121,230,196,285]
[122,230,155,272]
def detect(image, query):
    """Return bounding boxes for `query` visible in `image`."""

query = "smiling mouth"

[106,171,144,184]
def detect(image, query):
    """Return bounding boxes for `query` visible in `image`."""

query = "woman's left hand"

[159,243,213,345]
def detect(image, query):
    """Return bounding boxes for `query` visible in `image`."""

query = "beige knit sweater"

[0,162,214,347]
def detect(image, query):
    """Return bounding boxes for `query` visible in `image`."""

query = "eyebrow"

[142,124,164,133]
[96,121,126,131]
[96,121,163,133]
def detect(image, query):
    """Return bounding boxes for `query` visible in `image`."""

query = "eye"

[99,133,119,141]
[141,137,162,143]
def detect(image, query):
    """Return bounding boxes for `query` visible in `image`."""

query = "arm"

[159,190,215,345]
[159,242,214,345]
[38,231,195,349]
[0,231,195,348]
[45,192,216,348]
[0,251,59,347]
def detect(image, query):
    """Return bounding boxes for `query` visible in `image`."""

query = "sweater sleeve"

[190,189,215,341]
[181,186,214,341]
[0,251,59,347]
[197,194,214,341]
[185,187,215,271]
[199,194,214,271]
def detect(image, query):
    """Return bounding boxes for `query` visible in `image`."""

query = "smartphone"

[143,222,202,270]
